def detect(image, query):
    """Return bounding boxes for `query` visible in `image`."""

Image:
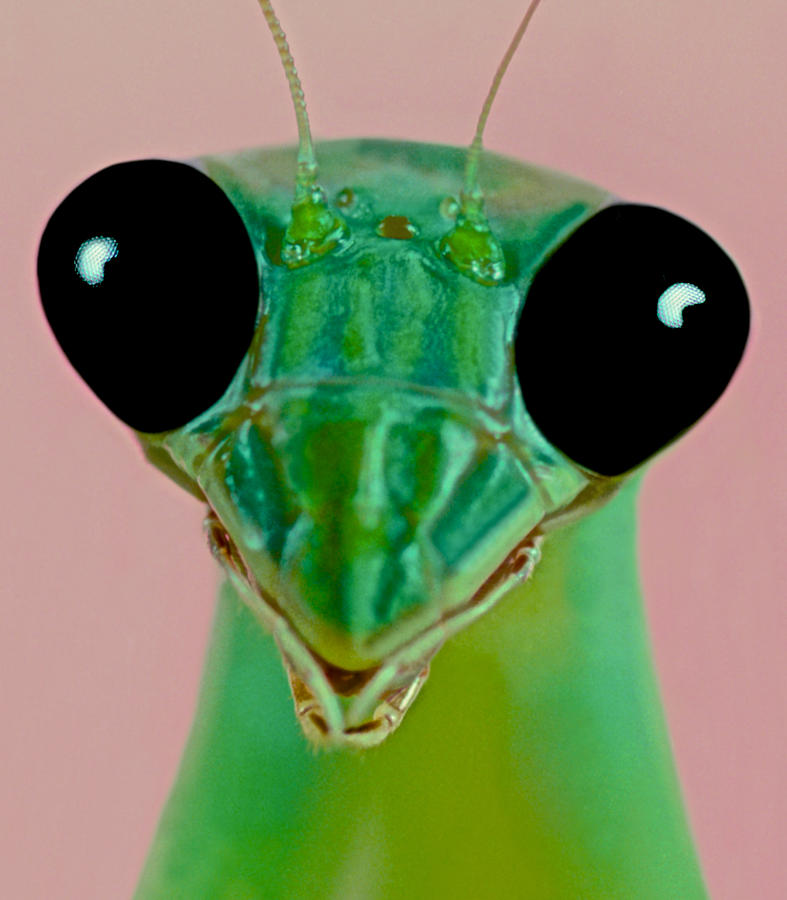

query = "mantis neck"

[135,479,707,899]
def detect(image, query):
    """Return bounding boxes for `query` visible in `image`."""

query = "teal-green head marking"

[140,139,615,745]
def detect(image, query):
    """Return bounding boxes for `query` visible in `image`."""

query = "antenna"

[256,0,317,192]
[462,0,545,206]
[440,0,545,284]
[255,0,347,267]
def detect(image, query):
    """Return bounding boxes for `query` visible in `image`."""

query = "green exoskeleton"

[37,1,750,896]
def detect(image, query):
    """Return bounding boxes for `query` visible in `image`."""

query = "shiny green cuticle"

[281,186,348,267]
[131,140,709,899]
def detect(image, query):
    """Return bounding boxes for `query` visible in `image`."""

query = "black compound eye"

[515,204,750,476]
[37,159,260,433]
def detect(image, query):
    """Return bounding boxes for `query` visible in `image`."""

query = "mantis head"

[36,2,749,747]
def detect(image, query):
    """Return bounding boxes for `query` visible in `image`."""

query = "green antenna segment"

[256,0,347,266]
[440,0,545,285]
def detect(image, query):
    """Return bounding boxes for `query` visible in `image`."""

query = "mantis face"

[36,0,749,747]
[37,139,749,746]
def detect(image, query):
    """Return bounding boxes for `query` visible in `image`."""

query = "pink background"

[2,0,784,896]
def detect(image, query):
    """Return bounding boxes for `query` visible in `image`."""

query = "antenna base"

[282,187,349,268]
[438,200,505,286]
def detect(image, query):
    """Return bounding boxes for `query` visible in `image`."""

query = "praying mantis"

[34,0,752,897]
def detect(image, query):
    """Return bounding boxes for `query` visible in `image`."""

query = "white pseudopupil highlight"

[75,236,119,286]
[656,282,706,328]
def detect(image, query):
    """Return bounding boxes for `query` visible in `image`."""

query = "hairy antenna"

[255,0,347,267]
[463,0,545,205]
[256,0,317,191]
[440,0,545,284]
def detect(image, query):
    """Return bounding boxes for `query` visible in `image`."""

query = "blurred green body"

[135,482,705,898]
[135,141,706,896]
